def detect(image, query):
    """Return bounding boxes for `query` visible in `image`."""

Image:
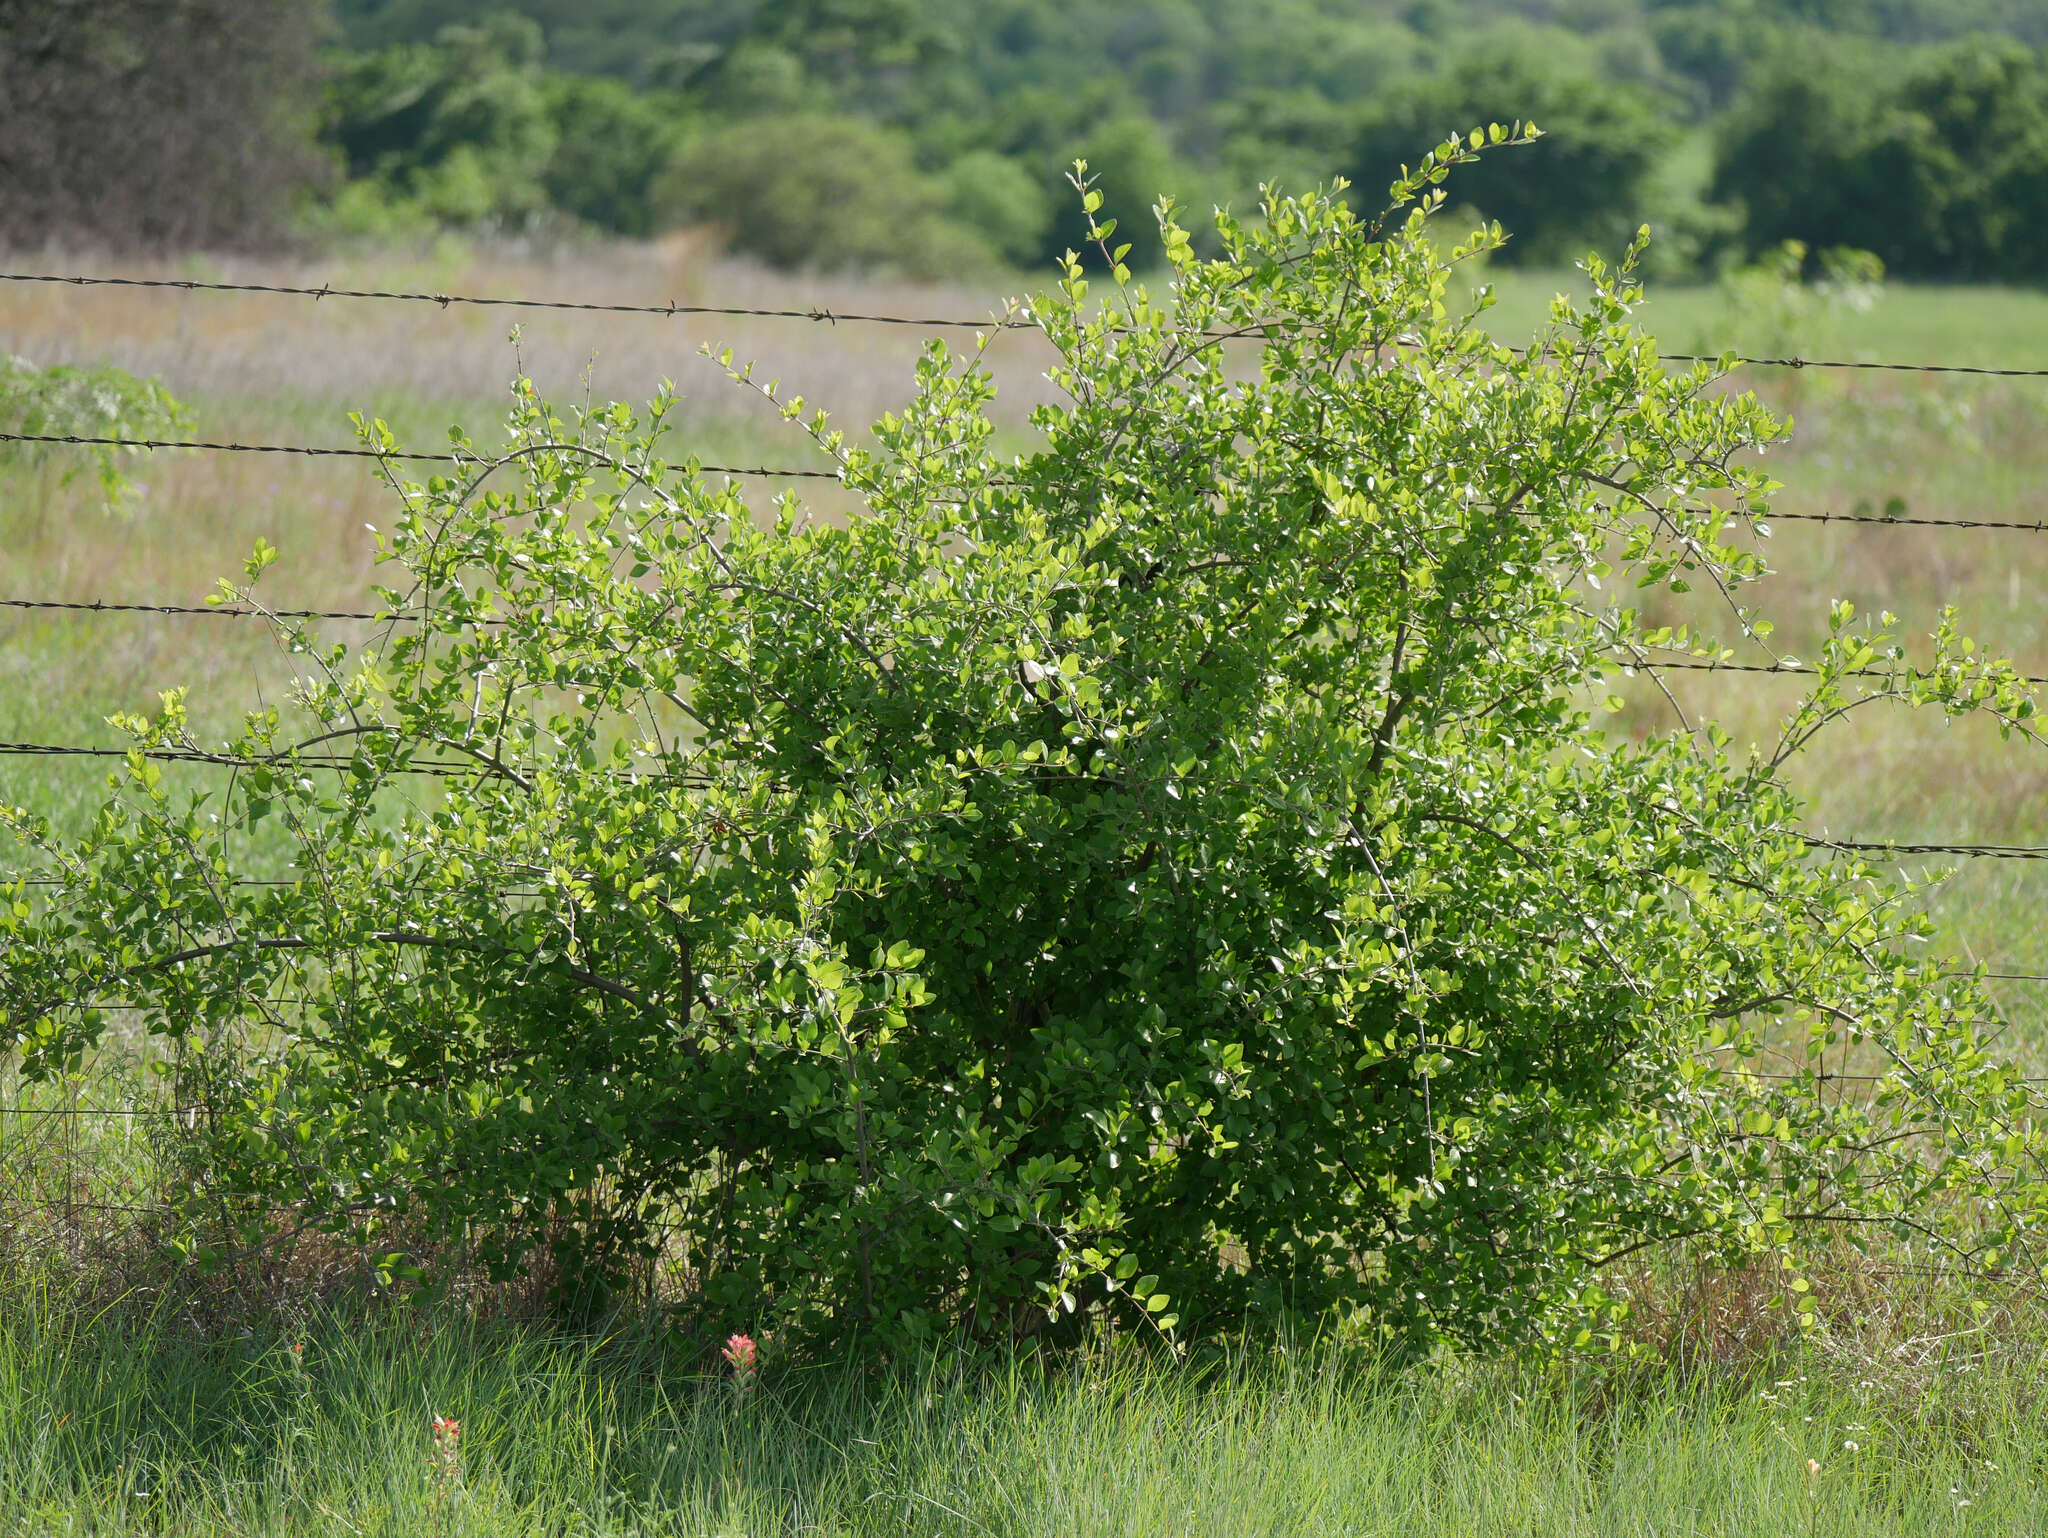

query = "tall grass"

[0,1285,2042,1536]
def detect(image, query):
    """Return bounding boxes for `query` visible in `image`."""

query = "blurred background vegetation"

[4,0,2048,282]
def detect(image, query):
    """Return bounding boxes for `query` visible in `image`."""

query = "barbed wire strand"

[0,739,477,775]
[0,430,847,478]
[0,1200,2042,1295]
[0,1201,2043,1289]
[0,270,1034,330]
[6,271,2045,377]
[0,1198,160,1216]
[16,1029,2048,1117]
[1,1106,163,1117]
[0,740,729,796]
[0,596,457,623]
[16,875,299,887]
[6,594,2044,674]
[5,433,2046,536]
[1661,353,2048,378]
[9,726,2048,856]
[1750,509,2048,533]
[1806,838,2048,860]
[1638,657,2048,686]
[11,879,549,902]
[11,597,2048,702]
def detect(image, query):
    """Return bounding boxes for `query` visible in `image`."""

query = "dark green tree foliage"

[540,76,692,237]
[9,144,2048,1353]
[315,1,2048,273]
[752,0,969,119]
[1764,0,2048,44]
[1714,36,2048,280]
[938,151,1056,269]
[336,0,754,87]
[1213,87,1378,202]
[0,0,328,250]
[686,39,813,117]
[327,14,692,235]
[1648,4,1779,111]
[326,15,559,226]
[1351,48,1678,264]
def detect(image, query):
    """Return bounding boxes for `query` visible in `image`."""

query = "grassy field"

[6,238,2048,1532]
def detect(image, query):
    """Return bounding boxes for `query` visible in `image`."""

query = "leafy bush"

[0,355,192,507]
[7,140,2048,1355]
[1693,240,1884,363]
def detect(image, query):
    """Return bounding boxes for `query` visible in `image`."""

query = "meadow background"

[8,1,2048,1533]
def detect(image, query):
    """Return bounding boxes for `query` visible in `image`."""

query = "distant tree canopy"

[316,0,2048,282]
[658,113,1002,278]
[0,0,329,251]
[336,0,744,88]
[320,13,691,236]
[1349,49,1678,266]
[1713,35,2048,281]
[6,0,2048,279]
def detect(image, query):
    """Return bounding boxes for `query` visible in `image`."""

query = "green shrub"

[657,112,998,277]
[0,355,192,508]
[7,139,2048,1356]
[1695,239,1885,362]
[940,150,1054,269]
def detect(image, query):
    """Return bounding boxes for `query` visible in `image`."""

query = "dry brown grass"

[0,237,1062,439]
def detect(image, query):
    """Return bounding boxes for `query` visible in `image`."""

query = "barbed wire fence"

[5,269,2048,1286]
[11,267,2048,376]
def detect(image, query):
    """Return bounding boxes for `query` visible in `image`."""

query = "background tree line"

[4,0,2048,281]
